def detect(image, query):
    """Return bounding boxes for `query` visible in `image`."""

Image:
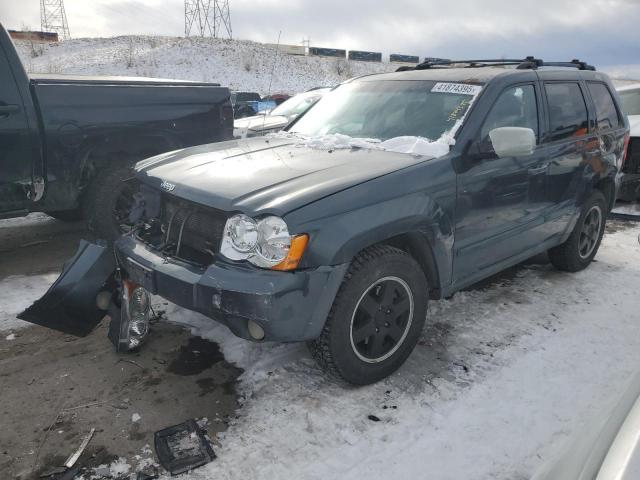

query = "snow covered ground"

[14,36,638,96]
[156,223,640,480]
[14,36,395,95]
[1,214,639,478]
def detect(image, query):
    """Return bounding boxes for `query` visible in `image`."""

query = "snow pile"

[271,131,455,158]
[14,36,396,95]
[163,224,640,480]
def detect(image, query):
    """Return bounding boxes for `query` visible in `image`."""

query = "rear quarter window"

[544,83,589,142]
[587,82,622,130]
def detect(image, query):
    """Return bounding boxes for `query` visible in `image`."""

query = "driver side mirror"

[489,127,536,158]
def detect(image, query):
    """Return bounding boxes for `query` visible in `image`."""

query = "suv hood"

[135,137,432,216]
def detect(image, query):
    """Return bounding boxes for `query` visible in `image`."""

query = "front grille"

[623,138,640,174]
[137,193,227,266]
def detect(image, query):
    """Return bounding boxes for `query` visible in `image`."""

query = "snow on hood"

[269,120,461,159]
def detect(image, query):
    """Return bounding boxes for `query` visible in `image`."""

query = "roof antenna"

[262,30,282,134]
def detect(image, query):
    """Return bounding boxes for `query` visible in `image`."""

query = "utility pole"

[40,0,71,40]
[184,0,232,39]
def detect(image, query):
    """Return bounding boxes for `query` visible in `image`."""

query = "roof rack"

[397,56,596,72]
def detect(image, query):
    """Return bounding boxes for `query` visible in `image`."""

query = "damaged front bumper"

[113,236,348,342]
[19,236,348,349]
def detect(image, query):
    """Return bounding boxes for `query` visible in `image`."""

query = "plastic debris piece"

[64,428,95,468]
[154,419,215,475]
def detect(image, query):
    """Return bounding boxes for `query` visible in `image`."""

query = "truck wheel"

[308,245,428,385]
[548,190,607,272]
[83,163,138,242]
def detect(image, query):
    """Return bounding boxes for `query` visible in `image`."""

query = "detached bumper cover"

[18,240,116,336]
[114,236,348,342]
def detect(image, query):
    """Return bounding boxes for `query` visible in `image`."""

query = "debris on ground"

[154,419,215,475]
[64,428,95,469]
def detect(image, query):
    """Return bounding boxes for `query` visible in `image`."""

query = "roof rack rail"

[397,57,595,72]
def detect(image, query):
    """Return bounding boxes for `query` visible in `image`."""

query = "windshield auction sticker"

[431,82,482,95]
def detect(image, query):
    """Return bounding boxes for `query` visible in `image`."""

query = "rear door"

[539,81,596,234]
[0,35,36,216]
[454,82,547,283]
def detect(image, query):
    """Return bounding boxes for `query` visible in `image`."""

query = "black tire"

[47,209,83,222]
[308,245,428,385]
[82,163,138,242]
[548,190,607,272]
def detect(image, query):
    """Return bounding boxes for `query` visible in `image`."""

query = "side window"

[480,84,538,142]
[587,82,621,130]
[544,83,589,142]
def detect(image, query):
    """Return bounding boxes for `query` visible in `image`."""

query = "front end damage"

[19,239,152,352]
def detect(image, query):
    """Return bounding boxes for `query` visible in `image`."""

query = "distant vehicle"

[233,87,331,138]
[617,84,640,200]
[532,374,640,480]
[24,58,629,385]
[0,23,233,240]
[231,91,262,118]
[262,93,291,105]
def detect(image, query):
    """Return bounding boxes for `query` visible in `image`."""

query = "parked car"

[233,87,331,138]
[22,58,629,385]
[231,91,262,118]
[262,93,291,105]
[0,24,233,240]
[617,84,640,200]
[532,373,640,480]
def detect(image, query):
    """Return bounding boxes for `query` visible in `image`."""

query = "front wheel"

[308,245,428,385]
[548,190,607,272]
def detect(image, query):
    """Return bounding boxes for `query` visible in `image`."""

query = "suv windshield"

[289,80,481,141]
[619,88,640,116]
[271,89,328,118]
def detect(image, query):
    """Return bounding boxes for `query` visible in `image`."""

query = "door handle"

[0,104,20,116]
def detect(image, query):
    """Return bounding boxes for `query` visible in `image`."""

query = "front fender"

[285,171,456,290]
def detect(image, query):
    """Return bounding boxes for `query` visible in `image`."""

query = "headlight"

[227,214,258,253]
[221,214,307,270]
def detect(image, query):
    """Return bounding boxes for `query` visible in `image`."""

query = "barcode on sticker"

[431,83,482,95]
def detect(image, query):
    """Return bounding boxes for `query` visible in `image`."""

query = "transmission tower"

[184,0,232,39]
[40,0,71,40]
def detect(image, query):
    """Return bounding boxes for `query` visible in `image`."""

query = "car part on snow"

[107,281,151,352]
[154,419,215,475]
[18,240,116,336]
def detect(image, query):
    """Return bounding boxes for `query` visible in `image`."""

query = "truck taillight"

[622,132,631,169]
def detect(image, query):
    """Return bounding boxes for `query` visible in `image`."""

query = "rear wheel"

[548,190,607,272]
[308,245,428,385]
[83,163,139,242]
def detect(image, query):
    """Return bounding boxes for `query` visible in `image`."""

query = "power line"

[40,0,71,40]
[184,0,232,39]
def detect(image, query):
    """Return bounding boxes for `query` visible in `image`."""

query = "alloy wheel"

[349,276,414,363]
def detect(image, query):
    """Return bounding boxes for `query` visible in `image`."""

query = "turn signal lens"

[271,234,308,271]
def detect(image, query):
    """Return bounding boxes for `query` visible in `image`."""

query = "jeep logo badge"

[160,180,176,192]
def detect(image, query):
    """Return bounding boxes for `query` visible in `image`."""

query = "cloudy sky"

[1,0,638,67]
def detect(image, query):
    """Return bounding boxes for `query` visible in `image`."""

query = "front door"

[453,83,547,284]
[0,40,35,216]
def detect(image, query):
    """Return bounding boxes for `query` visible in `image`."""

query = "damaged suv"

[22,58,629,385]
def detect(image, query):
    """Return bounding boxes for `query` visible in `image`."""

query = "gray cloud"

[1,0,638,66]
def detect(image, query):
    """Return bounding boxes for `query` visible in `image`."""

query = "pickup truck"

[0,24,233,239]
[22,58,629,385]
